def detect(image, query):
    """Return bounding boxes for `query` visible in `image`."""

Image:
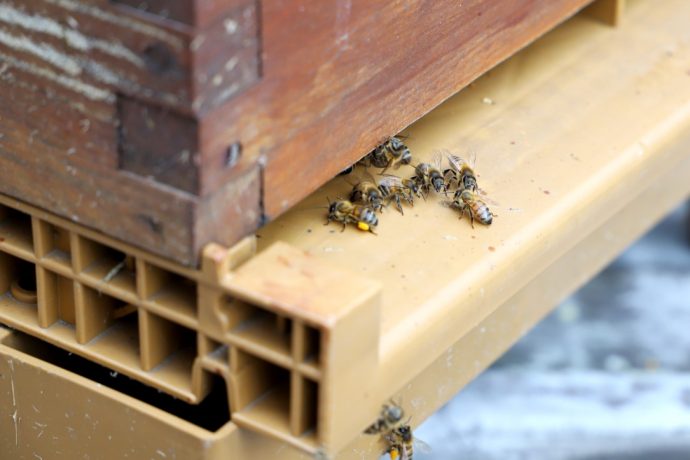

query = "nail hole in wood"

[225,142,242,168]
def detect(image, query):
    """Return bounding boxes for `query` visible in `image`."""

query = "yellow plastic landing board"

[256,1,690,457]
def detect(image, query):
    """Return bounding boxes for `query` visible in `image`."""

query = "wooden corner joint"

[107,0,261,114]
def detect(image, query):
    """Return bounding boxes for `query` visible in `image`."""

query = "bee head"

[400,149,412,165]
[397,425,412,441]
[389,136,403,149]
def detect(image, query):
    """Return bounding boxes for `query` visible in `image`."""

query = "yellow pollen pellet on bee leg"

[357,222,370,231]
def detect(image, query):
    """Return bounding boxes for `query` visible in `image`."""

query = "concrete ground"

[414,204,690,460]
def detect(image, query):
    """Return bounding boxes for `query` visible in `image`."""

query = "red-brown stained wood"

[117,96,200,193]
[0,57,118,169]
[200,0,595,215]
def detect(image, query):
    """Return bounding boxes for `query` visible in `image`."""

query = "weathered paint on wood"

[112,0,255,29]
[0,0,259,114]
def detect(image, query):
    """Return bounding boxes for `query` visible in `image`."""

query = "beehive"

[5,0,690,458]
[0,0,596,265]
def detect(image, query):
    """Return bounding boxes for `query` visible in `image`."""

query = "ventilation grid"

[0,197,322,452]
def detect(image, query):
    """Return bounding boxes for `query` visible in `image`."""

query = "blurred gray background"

[415,204,690,460]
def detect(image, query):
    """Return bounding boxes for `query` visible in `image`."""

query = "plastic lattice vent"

[0,194,381,454]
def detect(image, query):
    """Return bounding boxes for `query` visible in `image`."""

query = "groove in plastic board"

[255,0,690,453]
[583,0,626,26]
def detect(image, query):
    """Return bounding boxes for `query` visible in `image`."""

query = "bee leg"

[395,198,404,215]
[469,212,475,228]
[341,223,347,232]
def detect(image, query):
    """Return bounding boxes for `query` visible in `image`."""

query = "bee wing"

[378,175,405,188]
[359,169,379,185]
[431,150,444,170]
[478,194,500,207]
[439,199,461,210]
[414,437,433,454]
[445,152,466,172]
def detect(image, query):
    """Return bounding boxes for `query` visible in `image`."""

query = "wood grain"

[200,0,594,215]
[0,62,261,264]
[112,0,255,29]
[117,96,200,193]
[0,0,596,265]
[0,0,259,114]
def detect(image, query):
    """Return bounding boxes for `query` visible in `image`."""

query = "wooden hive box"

[0,0,601,266]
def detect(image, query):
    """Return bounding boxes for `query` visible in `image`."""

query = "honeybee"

[385,424,432,460]
[364,401,404,434]
[451,189,495,227]
[377,175,417,215]
[443,151,479,193]
[360,136,413,173]
[325,199,378,233]
[412,152,446,195]
[348,172,385,212]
